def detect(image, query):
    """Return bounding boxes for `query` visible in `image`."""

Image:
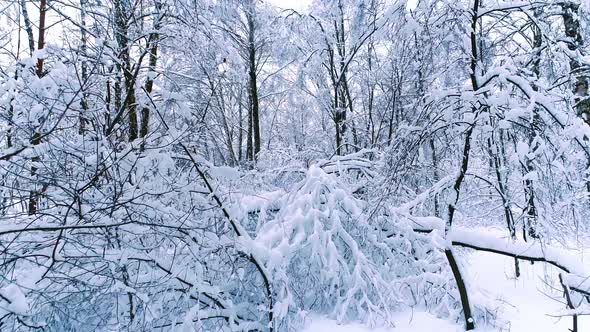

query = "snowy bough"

[3,0,590,330]
[226,152,498,330]
[250,163,398,328]
[0,147,485,331]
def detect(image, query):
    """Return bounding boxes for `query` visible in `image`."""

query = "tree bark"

[444,1,481,329]
[36,0,46,78]
[445,248,474,330]
[246,94,253,162]
[334,0,347,155]
[524,12,543,240]
[559,274,578,332]
[20,0,35,56]
[114,0,138,141]
[561,2,590,124]
[246,1,260,161]
[487,129,519,276]
[140,1,162,141]
[79,0,89,134]
[238,90,243,162]
[28,0,47,215]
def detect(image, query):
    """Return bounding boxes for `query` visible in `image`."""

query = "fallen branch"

[408,216,590,300]
[411,217,579,268]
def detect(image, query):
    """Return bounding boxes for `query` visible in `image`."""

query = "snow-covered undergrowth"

[5,0,590,330]
[0,151,492,330]
[226,153,481,330]
[303,249,590,332]
[2,147,589,331]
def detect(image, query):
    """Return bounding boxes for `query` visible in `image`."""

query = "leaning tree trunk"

[444,1,482,329]
[446,123,476,331]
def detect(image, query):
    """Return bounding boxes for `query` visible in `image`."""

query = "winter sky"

[267,0,312,12]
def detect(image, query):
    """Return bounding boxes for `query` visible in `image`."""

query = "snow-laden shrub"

[0,136,501,331]
[249,165,399,328]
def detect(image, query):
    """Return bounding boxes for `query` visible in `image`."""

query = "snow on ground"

[301,311,459,332]
[302,248,590,332]
[468,250,589,331]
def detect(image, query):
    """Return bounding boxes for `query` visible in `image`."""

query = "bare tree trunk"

[20,0,35,56]
[387,83,399,145]
[246,1,260,161]
[28,0,47,215]
[7,0,35,152]
[429,138,441,217]
[366,0,377,147]
[238,90,243,162]
[560,2,590,206]
[213,81,238,166]
[487,129,519,276]
[113,67,122,121]
[114,0,138,141]
[140,1,162,141]
[334,78,344,154]
[445,247,474,329]
[334,0,347,155]
[36,0,46,78]
[366,42,375,146]
[444,1,481,329]
[79,0,89,134]
[110,2,140,311]
[524,13,543,240]
[561,2,590,124]
[446,123,476,331]
[246,95,253,161]
[105,73,112,132]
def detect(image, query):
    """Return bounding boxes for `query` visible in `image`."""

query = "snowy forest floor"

[302,232,590,332]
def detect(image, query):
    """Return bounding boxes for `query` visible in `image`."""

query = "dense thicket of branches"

[1,0,590,331]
